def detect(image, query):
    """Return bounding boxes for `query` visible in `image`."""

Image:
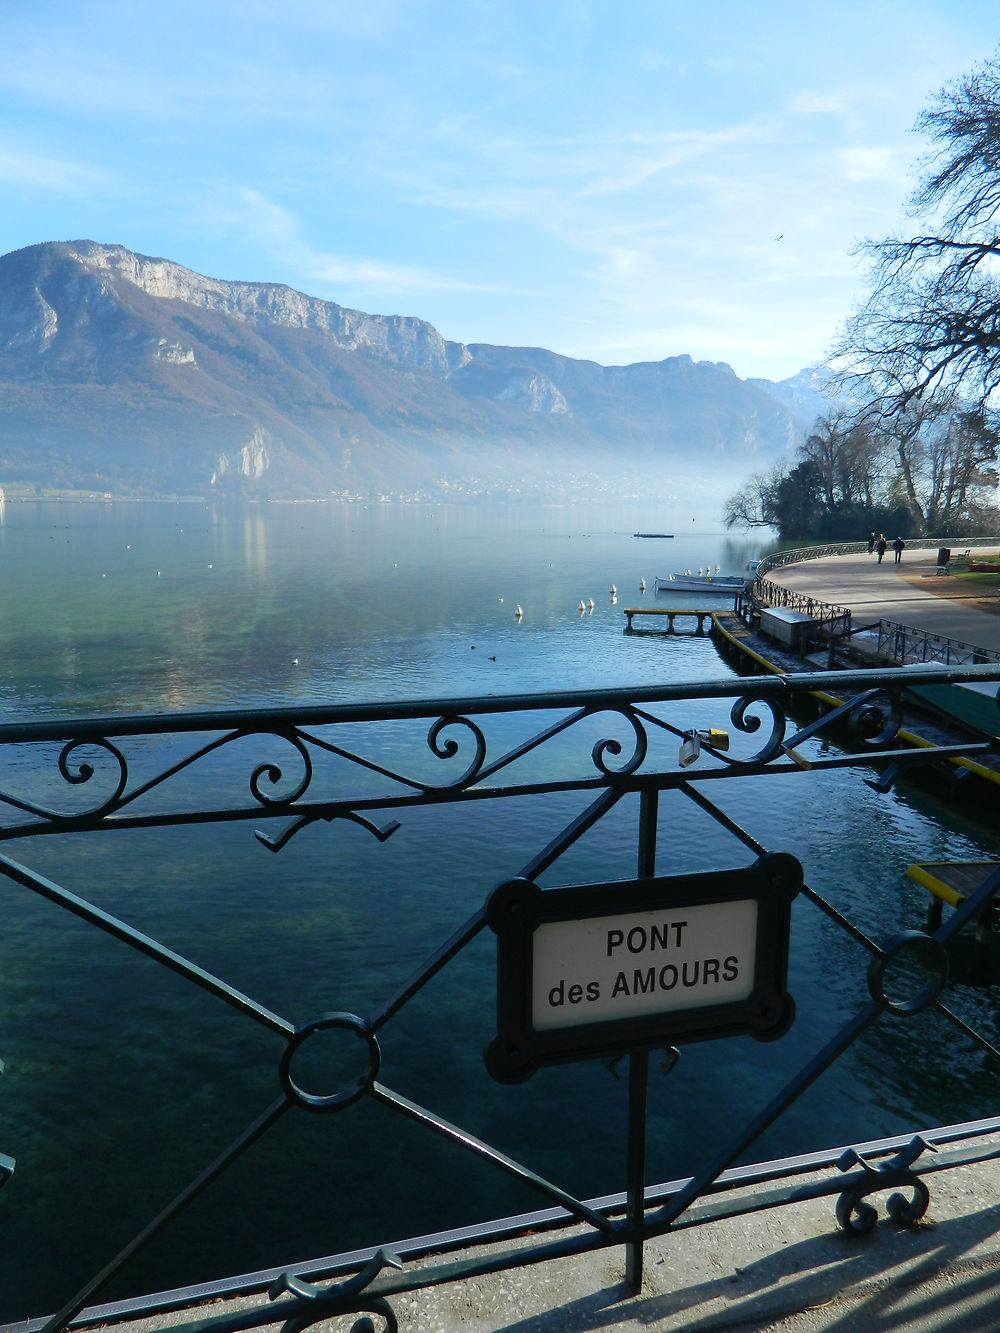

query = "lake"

[1,499,998,1321]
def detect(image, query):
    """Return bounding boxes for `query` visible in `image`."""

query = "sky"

[1,1,999,382]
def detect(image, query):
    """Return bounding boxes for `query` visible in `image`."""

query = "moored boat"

[655,572,748,594]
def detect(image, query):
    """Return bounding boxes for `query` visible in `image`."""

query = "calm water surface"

[1,500,998,1319]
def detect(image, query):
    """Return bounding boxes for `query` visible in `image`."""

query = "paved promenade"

[766,545,1000,653]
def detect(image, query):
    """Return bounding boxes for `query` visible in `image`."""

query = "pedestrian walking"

[893,536,905,564]
[876,534,887,564]
[868,531,875,554]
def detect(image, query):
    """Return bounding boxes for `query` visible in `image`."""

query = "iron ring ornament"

[868,931,949,1016]
[279,1012,381,1112]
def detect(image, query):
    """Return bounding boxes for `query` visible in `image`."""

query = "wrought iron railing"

[756,541,869,576]
[756,536,1000,580]
[876,621,1000,667]
[2,671,1000,1332]
[750,581,853,639]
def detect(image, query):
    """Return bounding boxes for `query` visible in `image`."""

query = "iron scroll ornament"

[485,852,801,1083]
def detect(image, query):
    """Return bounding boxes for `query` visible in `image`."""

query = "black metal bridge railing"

[2,670,1000,1332]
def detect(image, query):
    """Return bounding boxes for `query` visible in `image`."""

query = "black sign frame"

[485,852,800,1083]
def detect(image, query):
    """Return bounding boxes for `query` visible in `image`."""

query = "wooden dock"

[908,861,1000,913]
[908,861,1000,980]
[622,607,718,633]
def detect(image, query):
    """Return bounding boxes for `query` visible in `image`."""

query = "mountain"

[0,240,809,502]
[749,367,835,431]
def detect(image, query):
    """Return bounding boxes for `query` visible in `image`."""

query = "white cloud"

[0,146,104,193]
[215,188,494,295]
[789,90,856,119]
[836,144,904,184]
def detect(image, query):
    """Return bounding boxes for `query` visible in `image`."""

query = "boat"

[655,572,748,594]
[633,532,674,538]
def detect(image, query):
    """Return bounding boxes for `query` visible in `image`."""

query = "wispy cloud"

[214,189,496,296]
[0,145,104,193]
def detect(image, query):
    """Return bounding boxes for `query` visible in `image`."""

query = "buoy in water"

[515,605,523,618]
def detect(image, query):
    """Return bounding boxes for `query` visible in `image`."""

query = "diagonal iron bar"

[370,1082,619,1237]
[40,1096,292,1333]
[0,851,294,1038]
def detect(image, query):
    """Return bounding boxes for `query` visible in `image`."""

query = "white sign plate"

[531,898,758,1030]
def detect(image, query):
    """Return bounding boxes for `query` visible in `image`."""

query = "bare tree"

[722,465,783,528]
[801,410,887,509]
[833,54,1000,417]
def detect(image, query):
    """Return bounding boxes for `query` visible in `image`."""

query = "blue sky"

[1,1,998,380]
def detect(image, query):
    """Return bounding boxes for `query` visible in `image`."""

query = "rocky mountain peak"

[58,240,467,377]
[0,239,813,503]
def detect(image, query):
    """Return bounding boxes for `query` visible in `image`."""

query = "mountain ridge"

[0,240,822,502]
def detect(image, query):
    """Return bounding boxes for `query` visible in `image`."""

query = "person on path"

[868,531,875,554]
[893,536,905,564]
[876,534,887,563]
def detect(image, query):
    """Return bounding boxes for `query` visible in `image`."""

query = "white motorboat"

[655,572,748,594]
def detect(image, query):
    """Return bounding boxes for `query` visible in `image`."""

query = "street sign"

[485,853,800,1083]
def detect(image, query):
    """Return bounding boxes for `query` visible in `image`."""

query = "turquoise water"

[0,500,998,1320]
[0,500,765,715]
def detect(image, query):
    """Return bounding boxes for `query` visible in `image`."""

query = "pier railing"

[749,578,853,639]
[876,621,1000,667]
[3,673,1000,1332]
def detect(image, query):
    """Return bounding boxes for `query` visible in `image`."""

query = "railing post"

[625,1048,649,1294]
[638,787,658,880]
[625,785,658,1292]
